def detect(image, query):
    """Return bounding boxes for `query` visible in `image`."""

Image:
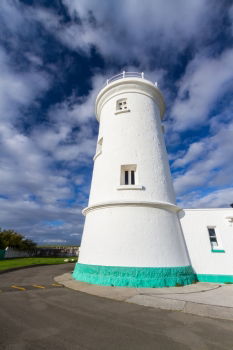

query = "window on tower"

[93,137,103,161]
[115,98,130,114]
[121,165,136,185]
[117,164,143,190]
[117,99,127,111]
[124,170,136,185]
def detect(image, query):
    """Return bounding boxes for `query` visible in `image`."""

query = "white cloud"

[173,115,233,204]
[0,0,26,34]
[32,73,107,163]
[173,141,205,168]
[12,0,223,73]
[53,139,96,162]
[0,195,83,243]
[179,188,233,209]
[171,49,233,131]
[61,0,217,64]
[0,122,71,201]
[0,47,50,122]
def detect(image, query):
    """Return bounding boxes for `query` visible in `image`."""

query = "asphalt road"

[0,264,233,350]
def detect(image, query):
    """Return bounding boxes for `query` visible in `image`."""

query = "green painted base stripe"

[211,249,225,253]
[197,274,233,283]
[72,263,196,288]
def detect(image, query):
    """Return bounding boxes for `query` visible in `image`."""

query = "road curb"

[126,294,233,321]
[55,273,233,321]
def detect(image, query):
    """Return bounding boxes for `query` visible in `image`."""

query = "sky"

[0,0,233,246]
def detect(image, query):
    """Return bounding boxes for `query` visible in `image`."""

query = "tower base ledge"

[82,200,181,216]
[72,263,196,288]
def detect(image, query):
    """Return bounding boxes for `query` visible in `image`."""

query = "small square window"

[116,98,129,113]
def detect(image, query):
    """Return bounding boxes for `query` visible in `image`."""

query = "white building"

[180,208,233,283]
[73,72,233,287]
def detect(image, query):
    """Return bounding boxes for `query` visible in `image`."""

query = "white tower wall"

[79,206,189,267]
[73,74,195,287]
[88,91,176,204]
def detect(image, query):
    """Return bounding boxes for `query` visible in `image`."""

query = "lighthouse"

[73,72,196,287]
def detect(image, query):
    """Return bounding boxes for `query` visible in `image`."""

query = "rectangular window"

[121,165,137,185]
[97,137,103,153]
[93,137,103,161]
[208,227,218,249]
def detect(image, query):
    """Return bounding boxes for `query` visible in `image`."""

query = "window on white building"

[117,98,127,111]
[117,164,143,190]
[93,137,103,161]
[115,98,130,114]
[97,137,103,153]
[207,227,218,249]
[124,170,135,185]
[121,164,136,185]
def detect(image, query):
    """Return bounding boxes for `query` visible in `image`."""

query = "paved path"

[56,273,233,321]
[0,264,233,350]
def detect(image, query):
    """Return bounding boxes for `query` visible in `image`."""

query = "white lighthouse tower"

[73,72,196,287]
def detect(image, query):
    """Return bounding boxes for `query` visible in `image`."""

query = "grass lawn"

[0,257,77,271]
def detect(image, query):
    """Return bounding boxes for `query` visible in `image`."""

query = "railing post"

[141,72,144,79]
[123,71,125,78]
[106,79,109,85]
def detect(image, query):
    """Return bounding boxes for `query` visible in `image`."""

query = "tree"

[0,228,37,250]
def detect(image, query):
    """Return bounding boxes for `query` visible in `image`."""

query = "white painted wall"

[180,209,233,275]
[4,247,35,259]
[89,90,176,205]
[78,77,191,268]
[80,205,190,267]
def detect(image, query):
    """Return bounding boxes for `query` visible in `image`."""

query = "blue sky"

[0,0,232,246]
